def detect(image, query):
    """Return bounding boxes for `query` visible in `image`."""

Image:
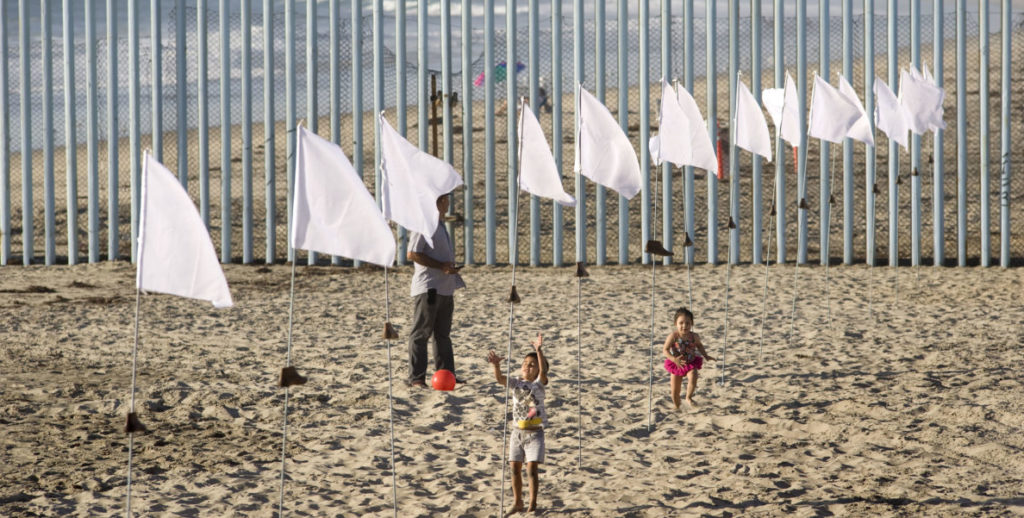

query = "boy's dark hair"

[526,352,550,374]
[673,307,694,324]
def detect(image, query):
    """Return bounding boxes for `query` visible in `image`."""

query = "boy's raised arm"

[533,334,548,385]
[487,351,508,385]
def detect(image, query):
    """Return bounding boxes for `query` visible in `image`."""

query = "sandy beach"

[2,261,1023,516]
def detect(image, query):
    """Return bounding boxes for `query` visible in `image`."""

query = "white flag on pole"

[518,101,576,206]
[900,66,946,134]
[675,84,720,172]
[575,84,642,200]
[808,74,862,144]
[838,74,875,146]
[762,72,802,148]
[137,153,233,308]
[648,79,691,168]
[873,76,911,150]
[291,125,396,266]
[379,112,464,247]
[734,77,773,161]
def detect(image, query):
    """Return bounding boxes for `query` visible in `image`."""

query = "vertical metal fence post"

[43,0,56,265]
[351,0,363,267]
[243,0,253,264]
[888,0,898,267]
[87,0,100,263]
[842,0,853,264]
[956,0,966,266]
[509,0,520,264]
[176,0,187,187]
[617,0,628,265]
[63,0,79,265]
[484,0,495,265]
[107,0,118,261]
[331,0,342,266]
[198,0,209,223]
[1,0,9,266]
[553,0,565,265]
[221,0,232,263]
[639,0,650,266]
[999,0,1011,267]
[707,0,719,265]
[979,0,990,267]
[529,0,540,266]
[19,0,35,265]
[265,0,275,263]
[441,0,453,244]
[375,0,384,218]
[751,0,762,265]
[774,0,785,265]
[594,0,606,265]
[911,0,922,267]
[308,0,318,265]
[397,0,409,265]
[728,0,738,266]
[865,0,875,266]
[152,0,162,162]
[460,0,472,265]
[819,0,830,266]
[661,0,672,266]
[575,0,585,264]
[129,0,140,263]
[684,0,695,267]
[933,0,944,266]
[797,0,807,264]
[286,0,296,263]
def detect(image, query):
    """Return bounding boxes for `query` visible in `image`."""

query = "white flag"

[874,76,911,150]
[575,84,642,200]
[137,153,232,308]
[762,72,801,148]
[291,126,396,266]
[675,84,720,172]
[649,79,691,168]
[379,113,464,247]
[808,74,862,144]
[518,101,576,206]
[900,67,946,134]
[734,77,773,161]
[838,74,875,146]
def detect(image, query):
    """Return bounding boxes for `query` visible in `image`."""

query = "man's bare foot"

[685,398,697,408]
[527,503,537,512]
[504,503,525,517]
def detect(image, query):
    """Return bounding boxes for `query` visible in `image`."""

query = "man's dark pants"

[408,291,455,383]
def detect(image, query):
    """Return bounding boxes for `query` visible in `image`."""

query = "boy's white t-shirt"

[509,377,546,429]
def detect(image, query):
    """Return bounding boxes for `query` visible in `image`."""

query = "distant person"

[406,194,465,388]
[662,307,716,409]
[487,333,550,515]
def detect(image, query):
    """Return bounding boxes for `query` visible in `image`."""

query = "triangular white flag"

[675,84,720,171]
[649,79,691,168]
[518,101,576,206]
[808,74,862,144]
[291,126,396,266]
[379,113,463,248]
[838,74,875,146]
[900,67,946,134]
[137,153,232,308]
[762,72,801,148]
[873,76,911,150]
[734,77,773,161]
[575,84,642,200]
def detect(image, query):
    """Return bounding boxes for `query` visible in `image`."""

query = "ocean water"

[0,0,1009,151]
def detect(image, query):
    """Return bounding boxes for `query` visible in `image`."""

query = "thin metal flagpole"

[278,256,298,518]
[825,151,836,336]
[383,265,398,518]
[576,269,582,468]
[499,98,527,518]
[758,153,781,361]
[788,144,808,347]
[125,151,150,518]
[647,159,661,432]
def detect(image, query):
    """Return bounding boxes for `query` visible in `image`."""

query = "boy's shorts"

[509,428,545,463]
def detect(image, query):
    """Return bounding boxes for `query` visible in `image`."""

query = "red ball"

[431,369,456,391]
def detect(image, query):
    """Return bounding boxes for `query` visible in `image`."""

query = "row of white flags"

[135,65,942,308]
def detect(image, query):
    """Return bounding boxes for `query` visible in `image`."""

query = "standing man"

[407,194,465,387]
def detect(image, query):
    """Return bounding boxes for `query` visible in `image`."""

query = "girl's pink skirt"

[664,356,703,377]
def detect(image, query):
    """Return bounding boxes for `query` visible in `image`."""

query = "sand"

[2,262,1023,516]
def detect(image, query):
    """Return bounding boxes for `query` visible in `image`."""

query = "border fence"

[1,1,1021,267]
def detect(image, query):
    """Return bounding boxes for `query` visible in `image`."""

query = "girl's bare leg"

[526,462,539,511]
[507,461,525,515]
[670,374,683,409]
[685,370,699,407]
